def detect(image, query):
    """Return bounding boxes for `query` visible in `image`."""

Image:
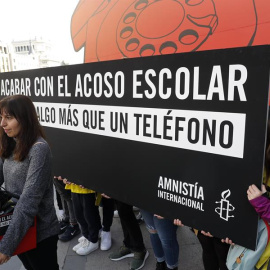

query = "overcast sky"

[0,0,84,64]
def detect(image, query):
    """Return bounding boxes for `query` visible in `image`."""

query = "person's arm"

[0,143,52,257]
[248,184,270,222]
[249,196,270,222]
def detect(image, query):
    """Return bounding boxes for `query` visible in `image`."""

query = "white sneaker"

[98,228,102,238]
[73,238,86,252]
[76,239,99,255]
[78,236,86,243]
[100,231,112,251]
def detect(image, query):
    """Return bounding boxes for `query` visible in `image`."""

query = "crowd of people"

[0,95,268,270]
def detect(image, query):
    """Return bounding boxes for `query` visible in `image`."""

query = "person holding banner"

[174,216,230,270]
[62,179,114,255]
[247,114,270,219]
[140,210,179,270]
[197,231,230,270]
[247,184,270,221]
[109,200,149,270]
[53,176,81,242]
[0,95,59,269]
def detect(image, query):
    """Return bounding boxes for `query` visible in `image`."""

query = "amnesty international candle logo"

[215,189,235,221]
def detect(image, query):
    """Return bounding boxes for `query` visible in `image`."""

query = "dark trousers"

[197,232,229,270]
[115,200,145,252]
[72,193,114,243]
[18,235,59,270]
[101,196,114,231]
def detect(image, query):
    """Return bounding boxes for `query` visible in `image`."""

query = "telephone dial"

[71,0,258,62]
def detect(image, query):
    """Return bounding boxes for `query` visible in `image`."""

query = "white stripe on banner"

[34,102,246,158]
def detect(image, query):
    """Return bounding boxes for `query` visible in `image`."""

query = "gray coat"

[0,137,59,256]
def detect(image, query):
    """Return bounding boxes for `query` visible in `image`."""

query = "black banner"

[0,46,269,249]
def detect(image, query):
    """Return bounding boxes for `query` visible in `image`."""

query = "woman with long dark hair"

[0,95,59,269]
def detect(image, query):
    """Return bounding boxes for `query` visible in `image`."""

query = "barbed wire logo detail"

[215,189,235,221]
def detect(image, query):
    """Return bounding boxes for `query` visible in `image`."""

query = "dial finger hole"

[135,0,149,10]
[159,41,177,54]
[140,44,155,56]
[126,38,140,51]
[123,12,137,24]
[179,29,199,45]
[120,27,134,39]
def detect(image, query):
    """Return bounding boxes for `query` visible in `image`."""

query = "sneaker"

[130,250,149,270]
[76,239,99,255]
[98,228,102,238]
[77,230,100,243]
[78,236,86,243]
[109,245,134,261]
[114,210,119,218]
[59,220,69,235]
[100,231,112,251]
[156,261,166,270]
[73,238,86,252]
[59,224,80,242]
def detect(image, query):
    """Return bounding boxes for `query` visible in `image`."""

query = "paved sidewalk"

[1,211,204,270]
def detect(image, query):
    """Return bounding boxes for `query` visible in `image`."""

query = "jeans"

[18,235,59,270]
[197,231,229,270]
[115,200,145,252]
[140,209,179,269]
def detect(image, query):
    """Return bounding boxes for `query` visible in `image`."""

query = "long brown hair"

[0,95,45,161]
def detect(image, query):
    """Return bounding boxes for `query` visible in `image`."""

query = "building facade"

[0,37,62,73]
[0,41,11,73]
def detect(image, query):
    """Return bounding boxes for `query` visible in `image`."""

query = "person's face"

[0,111,21,138]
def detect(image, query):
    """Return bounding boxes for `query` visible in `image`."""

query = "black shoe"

[59,224,80,242]
[59,220,69,235]
[156,261,166,270]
